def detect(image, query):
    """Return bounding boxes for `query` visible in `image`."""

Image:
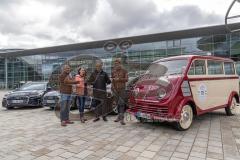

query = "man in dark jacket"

[88,61,111,122]
[112,58,128,125]
[59,65,79,126]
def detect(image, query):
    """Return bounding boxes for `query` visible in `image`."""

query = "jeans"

[60,94,72,122]
[114,89,127,120]
[77,96,85,113]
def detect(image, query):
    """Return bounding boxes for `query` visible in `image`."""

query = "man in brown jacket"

[112,58,128,125]
[59,65,79,126]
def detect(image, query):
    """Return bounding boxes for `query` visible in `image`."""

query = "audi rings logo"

[119,40,132,50]
[103,41,117,52]
[103,40,133,52]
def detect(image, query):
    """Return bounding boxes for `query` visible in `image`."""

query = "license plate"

[137,112,151,119]
[12,100,24,103]
[47,100,55,103]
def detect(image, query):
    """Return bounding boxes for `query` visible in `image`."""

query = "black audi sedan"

[2,82,50,109]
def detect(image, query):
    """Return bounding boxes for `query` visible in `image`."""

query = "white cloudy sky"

[0,0,239,49]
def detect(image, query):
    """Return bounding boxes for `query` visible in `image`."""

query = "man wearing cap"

[112,58,128,125]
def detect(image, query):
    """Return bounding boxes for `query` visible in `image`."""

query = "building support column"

[5,57,8,89]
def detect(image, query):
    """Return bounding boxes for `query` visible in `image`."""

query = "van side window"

[188,60,206,75]
[188,63,195,75]
[224,62,235,75]
[236,62,240,75]
[207,60,223,75]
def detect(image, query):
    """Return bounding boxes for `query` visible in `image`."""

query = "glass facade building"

[0,23,240,89]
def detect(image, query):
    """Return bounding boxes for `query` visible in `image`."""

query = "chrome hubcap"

[183,112,189,121]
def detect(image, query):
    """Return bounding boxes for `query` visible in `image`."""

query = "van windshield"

[146,59,188,77]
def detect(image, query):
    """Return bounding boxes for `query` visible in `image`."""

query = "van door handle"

[190,84,196,87]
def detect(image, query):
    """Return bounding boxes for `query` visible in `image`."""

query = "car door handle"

[190,84,196,87]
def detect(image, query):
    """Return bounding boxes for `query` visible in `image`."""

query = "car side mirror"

[13,85,19,90]
[47,87,52,91]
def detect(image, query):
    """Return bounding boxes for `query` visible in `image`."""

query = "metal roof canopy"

[1,23,240,57]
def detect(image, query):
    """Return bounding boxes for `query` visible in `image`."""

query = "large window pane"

[224,62,235,75]
[188,60,206,75]
[0,58,5,89]
[236,62,240,75]
[207,60,223,75]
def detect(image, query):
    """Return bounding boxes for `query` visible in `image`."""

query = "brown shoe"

[102,117,108,121]
[114,119,120,122]
[61,121,67,127]
[93,117,100,122]
[120,121,126,125]
[65,120,74,124]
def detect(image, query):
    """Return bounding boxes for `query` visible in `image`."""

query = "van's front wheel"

[174,105,193,131]
[225,97,239,116]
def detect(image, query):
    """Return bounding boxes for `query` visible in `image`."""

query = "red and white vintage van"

[128,55,240,130]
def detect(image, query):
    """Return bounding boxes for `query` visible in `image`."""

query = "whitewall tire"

[175,105,193,131]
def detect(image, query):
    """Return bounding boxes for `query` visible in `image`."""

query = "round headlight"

[3,91,11,98]
[158,88,166,99]
[133,88,139,97]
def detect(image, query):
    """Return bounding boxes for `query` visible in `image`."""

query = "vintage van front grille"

[131,103,169,117]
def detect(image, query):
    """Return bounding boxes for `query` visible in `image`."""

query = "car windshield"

[146,59,188,76]
[20,83,46,91]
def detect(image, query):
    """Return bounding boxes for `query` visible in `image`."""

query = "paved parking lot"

[1,91,240,160]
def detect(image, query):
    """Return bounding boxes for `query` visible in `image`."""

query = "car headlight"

[3,92,11,98]
[158,88,166,99]
[133,88,139,97]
